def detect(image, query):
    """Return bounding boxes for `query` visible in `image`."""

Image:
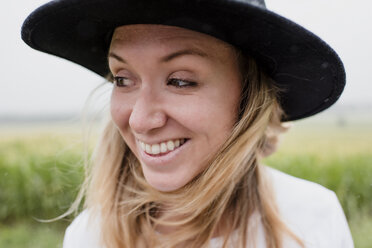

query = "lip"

[137,139,190,168]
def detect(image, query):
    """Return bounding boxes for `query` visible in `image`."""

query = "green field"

[0,119,371,247]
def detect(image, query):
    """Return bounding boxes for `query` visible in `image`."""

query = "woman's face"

[109,25,242,192]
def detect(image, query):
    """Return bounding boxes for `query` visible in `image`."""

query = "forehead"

[109,24,235,60]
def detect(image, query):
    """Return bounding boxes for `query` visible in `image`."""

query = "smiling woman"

[109,25,242,192]
[21,0,353,248]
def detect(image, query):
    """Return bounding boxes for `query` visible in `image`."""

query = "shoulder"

[63,209,103,248]
[264,166,354,248]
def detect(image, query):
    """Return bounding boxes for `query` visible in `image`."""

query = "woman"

[22,0,353,247]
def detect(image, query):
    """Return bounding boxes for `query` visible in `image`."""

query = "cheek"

[195,92,240,145]
[195,90,240,128]
[172,95,238,140]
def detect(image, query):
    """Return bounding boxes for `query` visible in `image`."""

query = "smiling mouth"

[138,138,189,156]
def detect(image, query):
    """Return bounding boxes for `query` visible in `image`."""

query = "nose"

[129,88,167,134]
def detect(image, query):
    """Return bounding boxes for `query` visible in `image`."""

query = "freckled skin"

[109,24,242,192]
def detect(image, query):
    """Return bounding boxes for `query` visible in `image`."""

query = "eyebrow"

[108,48,209,64]
[108,52,126,63]
[160,48,209,62]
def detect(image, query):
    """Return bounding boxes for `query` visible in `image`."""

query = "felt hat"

[21,0,345,121]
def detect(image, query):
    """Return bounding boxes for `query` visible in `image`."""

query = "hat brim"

[21,0,345,121]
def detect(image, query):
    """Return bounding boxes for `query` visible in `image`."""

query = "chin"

[143,173,189,192]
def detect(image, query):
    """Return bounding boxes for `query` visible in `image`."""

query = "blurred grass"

[0,132,84,222]
[0,221,65,248]
[0,120,371,247]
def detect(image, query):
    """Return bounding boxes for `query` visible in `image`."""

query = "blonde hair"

[70,54,303,248]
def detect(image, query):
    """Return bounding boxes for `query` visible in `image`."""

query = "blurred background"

[1,0,371,247]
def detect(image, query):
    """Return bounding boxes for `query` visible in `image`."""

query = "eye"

[167,78,197,88]
[113,76,134,87]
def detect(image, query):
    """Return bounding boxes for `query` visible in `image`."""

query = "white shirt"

[63,167,354,247]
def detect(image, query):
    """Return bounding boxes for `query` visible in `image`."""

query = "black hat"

[21,0,345,121]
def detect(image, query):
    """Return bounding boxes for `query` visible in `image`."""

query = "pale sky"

[1,0,371,116]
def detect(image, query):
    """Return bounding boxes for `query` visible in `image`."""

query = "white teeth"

[167,140,175,151]
[139,139,187,155]
[160,142,167,153]
[140,141,145,150]
[145,144,151,153]
[151,144,160,155]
